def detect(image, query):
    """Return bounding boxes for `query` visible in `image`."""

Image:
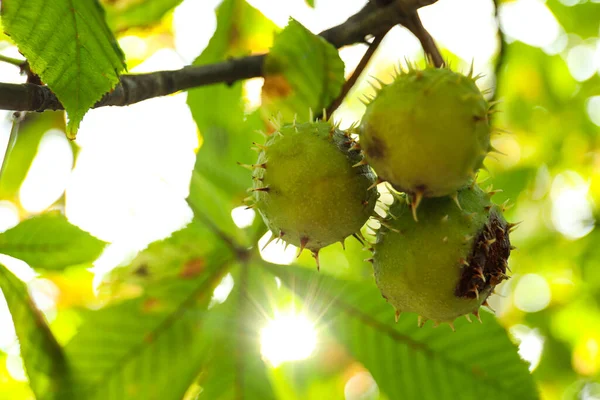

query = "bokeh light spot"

[580,382,600,400]
[567,44,597,82]
[499,0,562,50]
[550,172,595,240]
[344,371,380,400]
[514,274,551,313]
[586,96,600,127]
[573,338,600,376]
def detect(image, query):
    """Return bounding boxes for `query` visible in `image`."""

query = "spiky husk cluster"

[359,65,494,207]
[247,120,378,266]
[372,184,515,329]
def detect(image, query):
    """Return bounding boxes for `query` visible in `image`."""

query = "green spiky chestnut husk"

[251,120,378,263]
[360,66,492,200]
[372,184,512,328]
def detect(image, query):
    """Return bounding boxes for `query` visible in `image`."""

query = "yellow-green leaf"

[262,19,344,122]
[1,0,126,137]
[0,212,106,270]
[0,263,67,400]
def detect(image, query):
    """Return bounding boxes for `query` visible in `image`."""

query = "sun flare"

[260,313,317,367]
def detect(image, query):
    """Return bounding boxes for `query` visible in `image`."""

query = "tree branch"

[0,0,439,112]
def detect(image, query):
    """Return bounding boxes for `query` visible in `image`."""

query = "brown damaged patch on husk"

[364,135,386,160]
[455,210,511,299]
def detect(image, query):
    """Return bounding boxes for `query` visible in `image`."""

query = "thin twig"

[187,200,249,260]
[0,0,438,113]
[402,11,444,67]
[492,0,506,102]
[0,113,23,183]
[0,53,24,67]
[324,34,387,118]
[0,53,42,85]
[0,54,39,80]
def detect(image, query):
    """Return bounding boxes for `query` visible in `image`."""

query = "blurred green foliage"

[0,0,599,399]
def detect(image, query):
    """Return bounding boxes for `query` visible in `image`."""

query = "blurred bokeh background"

[0,0,599,398]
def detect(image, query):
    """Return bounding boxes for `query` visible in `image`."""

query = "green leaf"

[262,19,345,122]
[265,263,540,400]
[61,258,231,399]
[305,0,315,8]
[1,0,126,137]
[0,263,67,400]
[197,264,276,399]
[187,0,277,202]
[0,212,106,270]
[104,0,184,32]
